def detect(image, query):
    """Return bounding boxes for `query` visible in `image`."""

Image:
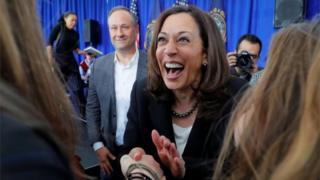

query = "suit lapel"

[148,99,175,143]
[136,50,148,81]
[182,118,211,156]
[102,53,117,131]
[99,53,115,94]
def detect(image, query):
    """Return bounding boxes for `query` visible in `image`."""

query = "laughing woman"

[123,6,247,180]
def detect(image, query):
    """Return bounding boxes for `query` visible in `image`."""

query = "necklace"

[171,102,198,119]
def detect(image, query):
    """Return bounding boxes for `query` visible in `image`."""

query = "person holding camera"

[227,34,263,81]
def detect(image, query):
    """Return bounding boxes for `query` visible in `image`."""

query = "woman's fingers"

[151,129,163,150]
[169,142,179,158]
[171,157,185,178]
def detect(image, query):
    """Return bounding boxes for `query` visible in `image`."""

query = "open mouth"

[165,62,184,75]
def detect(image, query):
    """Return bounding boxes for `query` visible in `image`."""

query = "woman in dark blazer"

[122,6,247,180]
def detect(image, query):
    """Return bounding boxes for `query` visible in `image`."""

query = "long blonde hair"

[0,0,76,158]
[214,19,320,180]
[270,45,320,180]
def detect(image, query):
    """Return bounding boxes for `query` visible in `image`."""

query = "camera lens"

[237,51,253,70]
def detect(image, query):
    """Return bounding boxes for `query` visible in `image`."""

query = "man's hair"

[107,6,138,25]
[236,34,262,55]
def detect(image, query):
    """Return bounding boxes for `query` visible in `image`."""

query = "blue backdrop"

[37,0,320,67]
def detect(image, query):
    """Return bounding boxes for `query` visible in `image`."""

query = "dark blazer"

[86,50,148,154]
[123,77,247,180]
[1,114,73,180]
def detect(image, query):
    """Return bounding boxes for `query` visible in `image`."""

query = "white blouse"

[172,123,193,155]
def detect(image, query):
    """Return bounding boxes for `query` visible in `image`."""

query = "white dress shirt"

[93,49,139,151]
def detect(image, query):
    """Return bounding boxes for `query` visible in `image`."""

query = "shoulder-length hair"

[147,5,230,119]
[0,0,76,159]
[214,19,320,180]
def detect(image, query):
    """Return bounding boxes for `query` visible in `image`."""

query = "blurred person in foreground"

[122,5,247,180]
[0,0,82,179]
[214,18,320,180]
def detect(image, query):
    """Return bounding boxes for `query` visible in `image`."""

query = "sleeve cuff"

[93,141,104,151]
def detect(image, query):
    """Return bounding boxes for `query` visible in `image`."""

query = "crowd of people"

[1,1,319,180]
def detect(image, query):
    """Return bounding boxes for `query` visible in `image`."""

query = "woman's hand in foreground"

[151,130,185,178]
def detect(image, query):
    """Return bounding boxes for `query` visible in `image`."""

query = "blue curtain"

[37,0,320,67]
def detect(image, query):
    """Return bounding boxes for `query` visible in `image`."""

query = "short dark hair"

[236,34,262,55]
[148,5,230,119]
[107,6,138,25]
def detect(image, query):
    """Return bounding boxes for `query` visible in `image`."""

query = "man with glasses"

[227,34,263,81]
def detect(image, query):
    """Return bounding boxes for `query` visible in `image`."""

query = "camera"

[236,51,253,70]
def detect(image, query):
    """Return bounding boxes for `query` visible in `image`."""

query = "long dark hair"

[147,5,230,120]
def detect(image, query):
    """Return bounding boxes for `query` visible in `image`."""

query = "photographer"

[227,34,263,81]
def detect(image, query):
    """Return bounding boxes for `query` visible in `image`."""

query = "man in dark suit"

[86,6,147,179]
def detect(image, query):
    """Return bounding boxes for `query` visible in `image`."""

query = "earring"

[201,62,207,72]
[202,56,208,66]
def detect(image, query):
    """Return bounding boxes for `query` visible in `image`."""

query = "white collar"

[113,48,139,68]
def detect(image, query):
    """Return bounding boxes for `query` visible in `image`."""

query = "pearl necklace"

[171,102,198,119]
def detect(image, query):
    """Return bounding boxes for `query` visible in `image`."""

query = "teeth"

[165,63,183,69]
